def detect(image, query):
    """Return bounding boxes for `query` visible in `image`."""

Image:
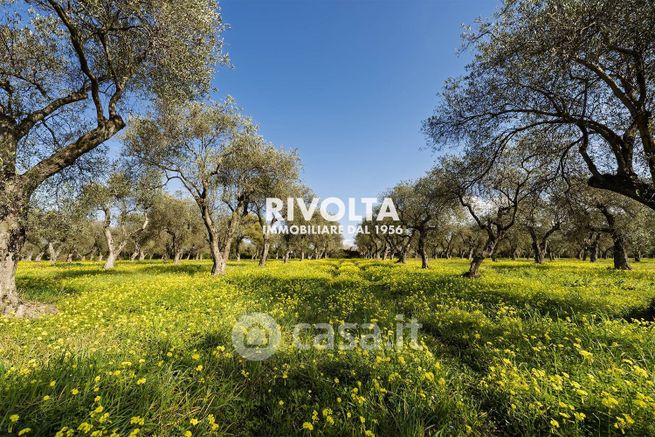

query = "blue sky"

[210,0,499,242]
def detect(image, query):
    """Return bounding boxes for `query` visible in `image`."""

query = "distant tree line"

[19,148,344,270]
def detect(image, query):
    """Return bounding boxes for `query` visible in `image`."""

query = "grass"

[1,258,655,436]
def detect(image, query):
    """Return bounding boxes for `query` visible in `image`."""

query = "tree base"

[1,300,57,318]
[462,271,481,279]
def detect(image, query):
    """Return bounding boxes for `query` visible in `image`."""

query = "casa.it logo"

[231,312,423,361]
[231,313,282,361]
[263,197,406,235]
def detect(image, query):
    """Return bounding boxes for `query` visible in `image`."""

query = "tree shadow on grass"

[624,297,655,321]
[381,269,650,320]
[15,265,137,301]
[16,275,86,302]
[141,263,208,276]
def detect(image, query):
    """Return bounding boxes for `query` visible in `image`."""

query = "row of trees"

[0,0,342,315]
[357,0,655,277]
[21,183,345,269]
[17,97,351,269]
[356,156,655,277]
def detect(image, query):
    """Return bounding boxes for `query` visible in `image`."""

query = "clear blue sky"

[210,0,499,243]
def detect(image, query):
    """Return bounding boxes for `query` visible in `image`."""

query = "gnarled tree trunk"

[417,231,429,269]
[103,211,148,271]
[104,240,127,270]
[465,236,497,278]
[612,234,632,270]
[0,210,25,315]
[597,204,631,270]
[198,204,225,276]
[259,234,271,267]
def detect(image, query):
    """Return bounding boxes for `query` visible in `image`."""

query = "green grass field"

[1,259,655,436]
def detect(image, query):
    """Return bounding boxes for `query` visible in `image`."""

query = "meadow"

[1,259,655,436]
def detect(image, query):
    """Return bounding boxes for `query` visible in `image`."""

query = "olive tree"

[0,0,223,314]
[440,148,551,278]
[425,0,655,212]
[218,134,299,269]
[123,100,252,275]
[248,153,300,267]
[566,177,646,270]
[406,174,458,268]
[80,172,155,270]
[148,193,204,264]
[520,182,568,264]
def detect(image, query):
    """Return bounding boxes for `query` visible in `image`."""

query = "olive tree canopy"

[425,0,655,210]
[1,0,225,315]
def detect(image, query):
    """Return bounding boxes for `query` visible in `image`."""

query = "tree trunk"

[535,244,545,264]
[464,236,496,278]
[105,240,127,270]
[589,237,599,262]
[528,230,546,264]
[197,204,225,276]
[527,222,560,265]
[0,211,25,315]
[597,205,632,270]
[174,251,183,265]
[589,248,598,262]
[208,236,223,275]
[104,234,116,270]
[234,236,243,262]
[466,255,485,278]
[259,233,271,267]
[635,250,642,262]
[104,250,117,270]
[444,236,453,259]
[612,235,632,270]
[48,242,59,265]
[222,206,247,267]
[102,209,117,270]
[418,232,428,269]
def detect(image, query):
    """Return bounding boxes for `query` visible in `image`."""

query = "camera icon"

[231,313,281,361]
